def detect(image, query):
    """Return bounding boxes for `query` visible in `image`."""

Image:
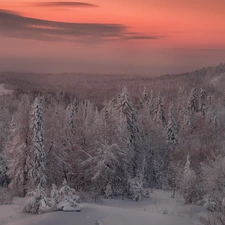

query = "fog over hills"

[0,63,224,104]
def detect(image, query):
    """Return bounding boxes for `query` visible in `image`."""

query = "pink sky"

[0,0,225,75]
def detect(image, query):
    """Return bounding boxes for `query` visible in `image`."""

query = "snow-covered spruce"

[23,184,50,214]
[57,179,80,212]
[165,103,178,150]
[28,97,47,187]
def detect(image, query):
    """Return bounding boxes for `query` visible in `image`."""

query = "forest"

[0,64,225,224]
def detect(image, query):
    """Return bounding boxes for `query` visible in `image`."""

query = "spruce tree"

[28,97,46,187]
[187,87,199,113]
[115,87,142,177]
[140,87,149,108]
[166,103,178,150]
[153,94,165,126]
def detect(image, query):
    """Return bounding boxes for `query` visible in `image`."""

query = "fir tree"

[187,87,199,113]
[166,103,178,150]
[28,97,46,187]
[115,87,142,177]
[153,94,165,126]
[140,87,149,108]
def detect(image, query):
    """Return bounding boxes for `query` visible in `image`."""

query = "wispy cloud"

[125,35,165,40]
[28,1,98,8]
[0,10,165,43]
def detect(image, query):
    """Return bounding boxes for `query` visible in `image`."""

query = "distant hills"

[0,63,224,104]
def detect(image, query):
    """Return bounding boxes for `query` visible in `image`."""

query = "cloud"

[29,1,98,8]
[0,9,165,43]
[125,35,165,40]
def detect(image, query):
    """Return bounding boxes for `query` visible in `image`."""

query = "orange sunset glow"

[0,0,225,75]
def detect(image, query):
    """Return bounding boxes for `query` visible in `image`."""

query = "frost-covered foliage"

[199,194,217,212]
[6,97,31,196]
[1,77,225,208]
[153,94,165,127]
[179,155,196,204]
[104,183,113,198]
[165,103,178,150]
[0,153,8,186]
[127,176,144,201]
[200,156,225,210]
[57,179,80,211]
[50,184,60,206]
[28,97,46,187]
[23,184,50,214]
[23,181,81,214]
[116,88,143,182]
[188,87,199,113]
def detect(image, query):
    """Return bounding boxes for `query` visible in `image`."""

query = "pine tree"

[153,94,165,126]
[115,88,144,199]
[115,87,142,177]
[187,87,199,113]
[166,103,178,150]
[28,97,46,187]
[140,87,149,108]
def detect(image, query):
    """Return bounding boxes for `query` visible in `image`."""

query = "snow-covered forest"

[0,64,225,224]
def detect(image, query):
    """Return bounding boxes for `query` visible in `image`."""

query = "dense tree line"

[0,82,225,213]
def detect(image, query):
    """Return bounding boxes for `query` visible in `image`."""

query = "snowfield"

[0,190,207,225]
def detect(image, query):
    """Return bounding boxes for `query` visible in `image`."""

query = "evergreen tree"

[140,87,149,108]
[166,103,178,150]
[23,184,48,214]
[28,97,46,187]
[153,94,165,126]
[180,155,196,204]
[187,87,199,113]
[65,100,79,135]
[115,87,142,177]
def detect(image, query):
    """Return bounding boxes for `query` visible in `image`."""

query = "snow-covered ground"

[0,190,207,225]
[0,84,13,96]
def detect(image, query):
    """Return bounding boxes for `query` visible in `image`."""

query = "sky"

[0,0,225,75]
